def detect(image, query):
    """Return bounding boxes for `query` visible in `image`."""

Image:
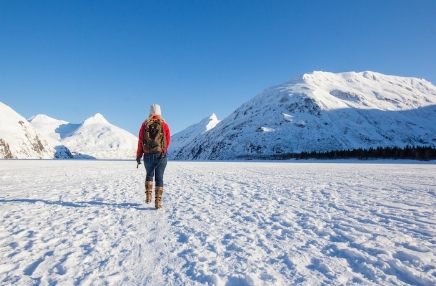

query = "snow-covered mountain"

[171,71,436,160]
[29,113,137,159]
[168,113,220,158]
[0,102,72,159]
[28,114,79,141]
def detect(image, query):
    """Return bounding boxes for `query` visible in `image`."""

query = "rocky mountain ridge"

[0,102,72,159]
[171,71,436,160]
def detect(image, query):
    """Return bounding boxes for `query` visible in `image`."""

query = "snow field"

[0,160,435,285]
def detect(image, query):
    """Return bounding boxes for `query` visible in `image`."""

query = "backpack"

[142,117,167,153]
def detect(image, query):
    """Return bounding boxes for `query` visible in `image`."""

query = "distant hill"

[29,113,137,159]
[168,113,220,159]
[0,101,138,159]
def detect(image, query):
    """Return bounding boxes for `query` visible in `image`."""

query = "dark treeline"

[238,146,436,161]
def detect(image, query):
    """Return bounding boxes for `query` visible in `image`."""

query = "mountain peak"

[170,71,436,160]
[205,114,219,131]
[195,113,220,132]
[168,113,220,157]
[83,113,109,125]
[28,114,67,124]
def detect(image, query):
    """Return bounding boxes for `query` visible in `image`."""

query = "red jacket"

[136,115,171,158]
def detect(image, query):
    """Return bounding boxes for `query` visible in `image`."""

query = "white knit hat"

[149,104,161,116]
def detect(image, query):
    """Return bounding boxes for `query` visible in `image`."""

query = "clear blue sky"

[1,0,435,135]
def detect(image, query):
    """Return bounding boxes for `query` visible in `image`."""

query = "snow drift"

[1,160,435,285]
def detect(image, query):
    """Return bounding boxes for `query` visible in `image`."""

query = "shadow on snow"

[0,198,151,211]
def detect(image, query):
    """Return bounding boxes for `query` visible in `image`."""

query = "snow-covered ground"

[1,160,435,285]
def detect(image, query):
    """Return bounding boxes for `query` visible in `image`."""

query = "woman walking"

[136,104,171,209]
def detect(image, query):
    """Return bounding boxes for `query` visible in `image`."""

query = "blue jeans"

[143,153,167,187]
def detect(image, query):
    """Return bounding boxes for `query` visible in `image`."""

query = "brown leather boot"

[155,186,163,209]
[145,181,153,204]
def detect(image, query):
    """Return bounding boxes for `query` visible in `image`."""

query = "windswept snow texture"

[1,160,436,285]
[172,71,436,160]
